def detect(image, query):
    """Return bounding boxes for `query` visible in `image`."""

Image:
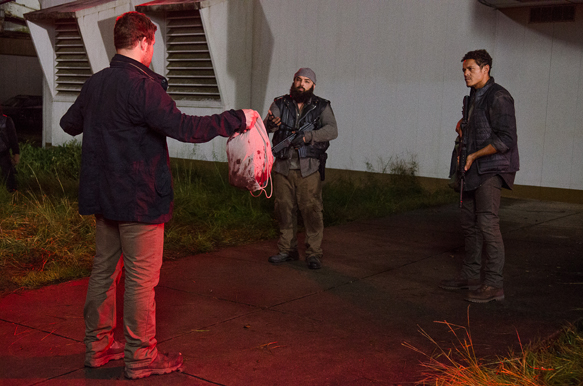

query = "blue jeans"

[460,175,504,288]
[84,216,164,368]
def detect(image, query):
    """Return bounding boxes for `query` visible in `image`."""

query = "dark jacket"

[60,54,245,223]
[451,77,519,191]
[0,114,19,156]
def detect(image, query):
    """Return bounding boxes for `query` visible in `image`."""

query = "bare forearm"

[465,144,497,171]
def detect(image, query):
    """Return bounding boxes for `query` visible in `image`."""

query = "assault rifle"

[271,118,317,157]
[458,95,470,208]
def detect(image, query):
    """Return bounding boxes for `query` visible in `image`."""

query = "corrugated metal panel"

[166,9,220,101]
[54,18,91,96]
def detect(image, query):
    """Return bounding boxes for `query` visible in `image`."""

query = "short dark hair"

[114,12,157,50]
[461,49,493,74]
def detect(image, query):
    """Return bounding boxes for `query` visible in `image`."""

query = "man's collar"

[110,54,168,90]
[110,54,151,73]
[473,77,495,95]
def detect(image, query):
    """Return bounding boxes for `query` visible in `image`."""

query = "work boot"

[306,255,322,270]
[439,278,481,291]
[85,340,125,368]
[268,250,299,264]
[465,285,505,303]
[124,352,183,379]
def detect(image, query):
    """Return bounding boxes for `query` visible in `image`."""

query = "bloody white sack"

[226,112,273,197]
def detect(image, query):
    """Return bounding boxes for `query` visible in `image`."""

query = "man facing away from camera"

[60,11,255,379]
[265,68,338,270]
[440,49,519,303]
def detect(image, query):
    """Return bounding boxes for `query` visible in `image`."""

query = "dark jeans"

[0,153,17,192]
[460,175,504,288]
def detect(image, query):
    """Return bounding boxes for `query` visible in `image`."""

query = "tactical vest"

[272,95,330,160]
[467,82,519,176]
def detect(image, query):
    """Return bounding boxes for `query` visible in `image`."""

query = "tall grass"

[404,315,583,386]
[0,142,92,291]
[324,154,454,224]
[165,160,278,255]
[0,142,455,294]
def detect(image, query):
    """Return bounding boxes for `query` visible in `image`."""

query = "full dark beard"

[289,83,314,104]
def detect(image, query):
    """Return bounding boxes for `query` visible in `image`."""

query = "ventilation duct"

[55,18,92,96]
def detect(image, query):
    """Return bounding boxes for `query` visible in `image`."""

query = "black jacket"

[450,77,519,191]
[0,114,19,156]
[60,54,245,223]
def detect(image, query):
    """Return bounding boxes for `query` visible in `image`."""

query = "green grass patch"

[0,142,455,295]
[325,154,454,224]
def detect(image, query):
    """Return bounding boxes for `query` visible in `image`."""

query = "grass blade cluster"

[1,142,455,295]
[404,312,583,386]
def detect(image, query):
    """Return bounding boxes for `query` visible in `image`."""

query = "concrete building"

[23,0,583,201]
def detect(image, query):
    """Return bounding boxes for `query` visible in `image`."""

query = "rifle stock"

[459,95,470,208]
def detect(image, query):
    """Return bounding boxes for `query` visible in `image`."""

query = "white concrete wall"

[201,0,253,111]
[251,0,583,191]
[493,7,583,190]
[28,0,583,191]
[28,0,134,147]
[76,1,133,72]
[3,0,40,20]
[170,0,253,162]
[251,0,496,177]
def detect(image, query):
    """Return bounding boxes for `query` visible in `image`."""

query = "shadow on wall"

[471,0,498,38]
[227,0,273,112]
[98,16,118,62]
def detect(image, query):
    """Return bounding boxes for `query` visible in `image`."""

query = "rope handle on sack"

[250,118,273,198]
[251,172,272,198]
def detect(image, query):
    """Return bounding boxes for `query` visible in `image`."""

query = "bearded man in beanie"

[265,68,338,269]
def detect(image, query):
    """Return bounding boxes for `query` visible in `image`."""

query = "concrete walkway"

[1,198,582,385]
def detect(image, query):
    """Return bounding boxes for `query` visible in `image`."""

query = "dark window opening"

[529,5,575,23]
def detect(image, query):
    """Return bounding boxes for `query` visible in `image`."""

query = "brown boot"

[465,285,504,303]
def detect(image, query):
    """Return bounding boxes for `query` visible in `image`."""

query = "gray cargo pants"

[84,216,164,369]
[273,170,324,258]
